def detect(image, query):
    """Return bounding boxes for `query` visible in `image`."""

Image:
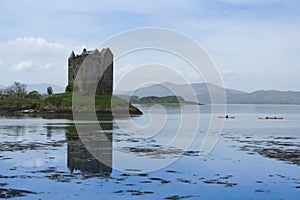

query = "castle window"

[73,75,75,79]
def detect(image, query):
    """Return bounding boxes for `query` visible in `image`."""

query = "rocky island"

[0,84,142,116]
[0,48,143,117]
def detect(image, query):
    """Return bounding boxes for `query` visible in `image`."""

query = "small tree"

[4,82,27,98]
[14,82,27,98]
[0,89,5,100]
[47,87,53,95]
[4,87,14,97]
[65,85,73,93]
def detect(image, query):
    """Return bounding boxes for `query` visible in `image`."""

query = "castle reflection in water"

[65,123,113,177]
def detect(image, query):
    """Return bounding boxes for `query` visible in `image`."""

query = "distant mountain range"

[115,82,300,105]
[227,90,300,104]
[0,83,65,94]
[26,83,65,94]
[2,82,300,104]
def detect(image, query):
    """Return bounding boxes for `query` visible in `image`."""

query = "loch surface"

[0,104,299,199]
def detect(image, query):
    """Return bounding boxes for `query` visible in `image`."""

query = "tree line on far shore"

[0,82,53,100]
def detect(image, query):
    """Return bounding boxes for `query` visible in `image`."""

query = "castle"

[65,125,112,176]
[67,132,112,176]
[68,48,113,94]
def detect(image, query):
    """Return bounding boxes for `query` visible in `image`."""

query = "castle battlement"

[68,48,113,95]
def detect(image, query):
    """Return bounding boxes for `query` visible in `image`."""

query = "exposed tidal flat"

[0,104,299,199]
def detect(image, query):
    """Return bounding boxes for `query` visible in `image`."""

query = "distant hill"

[131,96,201,105]
[116,82,246,104]
[227,90,300,104]
[116,82,300,105]
[26,83,65,94]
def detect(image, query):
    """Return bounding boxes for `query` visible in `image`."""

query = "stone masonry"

[68,48,113,94]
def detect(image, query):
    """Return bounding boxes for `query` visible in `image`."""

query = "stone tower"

[68,48,113,95]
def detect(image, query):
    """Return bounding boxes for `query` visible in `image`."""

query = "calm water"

[0,104,299,199]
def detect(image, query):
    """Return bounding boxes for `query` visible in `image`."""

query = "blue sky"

[0,0,299,92]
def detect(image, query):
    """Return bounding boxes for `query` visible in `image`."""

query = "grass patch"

[0,97,41,108]
[0,92,138,114]
[44,93,129,110]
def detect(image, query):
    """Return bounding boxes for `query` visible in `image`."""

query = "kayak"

[258,117,283,120]
[218,116,235,119]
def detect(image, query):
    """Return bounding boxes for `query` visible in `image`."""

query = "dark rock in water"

[164,195,194,200]
[0,188,36,198]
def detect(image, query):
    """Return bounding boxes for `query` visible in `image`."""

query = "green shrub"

[65,85,73,93]
[25,91,41,100]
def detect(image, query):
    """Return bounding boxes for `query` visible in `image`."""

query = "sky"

[0,0,299,92]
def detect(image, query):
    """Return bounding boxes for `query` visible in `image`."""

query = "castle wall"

[98,48,113,94]
[68,48,113,95]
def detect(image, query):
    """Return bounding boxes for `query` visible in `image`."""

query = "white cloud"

[6,37,67,56]
[0,1,299,91]
[0,37,70,85]
[43,63,52,70]
[13,60,34,71]
[174,16,300,91]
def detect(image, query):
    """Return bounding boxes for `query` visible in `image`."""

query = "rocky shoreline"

[0,104,143,117]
